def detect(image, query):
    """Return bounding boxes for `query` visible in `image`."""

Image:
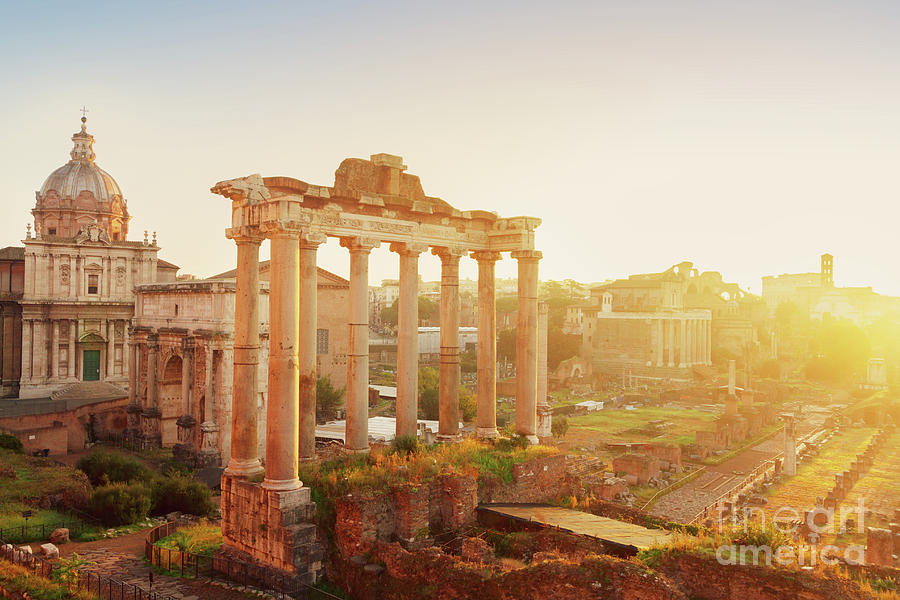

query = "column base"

[678,363,687,368]
[343,446,370,454]
[524,434,539,445]
[262,477,302,491]
[220,475,322,585]
[224,458,264,479]
[435,433,462,443]
[476,427,499,440]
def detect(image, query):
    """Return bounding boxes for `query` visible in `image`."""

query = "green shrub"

[494,434,530,452]
[150,474,215,517]
[88,483,151,526]
[391,435,420,456]
[0,433,24,453]
[551,416,569,439]
[76,450,150,486]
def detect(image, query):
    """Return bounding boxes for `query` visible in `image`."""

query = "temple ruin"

[211,153,542,580]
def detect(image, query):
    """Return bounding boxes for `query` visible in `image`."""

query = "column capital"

[471,250,502,262]
[182,335,196,353]
[431,246,467,263]
[340,236,381,253]
[226,227,265,244]
[300,232,328,248]
[511,249,543,261]
[147,332,159,349]
[389,241,429,256]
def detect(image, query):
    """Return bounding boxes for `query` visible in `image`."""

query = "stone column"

[176,336,197,457]
[536,302,552,441]
[707,319,712,365]
[68,320,76,378]
[341,237,379,452]
[783,414,797,476]
[434,247,465,441]
[512,250,541,444]
[473,251,501,439]
[32,320,44,381]
[678,318,687,368]
[225,236,264,478]
[655,318,664,367]
[107,320,116,378]
[143,333,161,445]
[684,318,696,367]
[199,342,219,465]
[666,318,675,367]
[263,228,302,491]
[121,323,128,379]
[51,320,59,378]
[297,235,327,459]
[391,242,428,438]
[21,319,31,381]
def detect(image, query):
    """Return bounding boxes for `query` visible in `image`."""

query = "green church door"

[83,350,100,381]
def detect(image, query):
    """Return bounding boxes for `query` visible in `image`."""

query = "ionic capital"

[431,246,467,263]
[389,241,429,256]
[300,232,328,249]
[471,250,502,263]
[340,236,381,254]
[226,227,265,245]
[511,249,543,262]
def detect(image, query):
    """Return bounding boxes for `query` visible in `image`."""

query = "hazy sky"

[2,1,899,295]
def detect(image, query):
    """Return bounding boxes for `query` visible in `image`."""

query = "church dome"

[33,116,130,240]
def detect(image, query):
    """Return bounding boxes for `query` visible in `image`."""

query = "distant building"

[762,254,900,325]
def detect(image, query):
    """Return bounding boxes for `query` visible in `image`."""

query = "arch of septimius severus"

[211,153,542,580]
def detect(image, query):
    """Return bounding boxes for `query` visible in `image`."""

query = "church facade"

[17,117,177,400]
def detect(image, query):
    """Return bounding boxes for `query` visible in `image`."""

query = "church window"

[317,329,329,354]
[88,274,99,294]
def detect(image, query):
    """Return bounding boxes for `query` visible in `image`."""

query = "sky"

[2,0,899,295]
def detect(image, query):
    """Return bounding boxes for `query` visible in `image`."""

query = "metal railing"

[0,536,178,600]
[145,521,343,600]
[0,520,93,545]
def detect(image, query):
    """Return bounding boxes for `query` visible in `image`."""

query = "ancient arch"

[159,354,183,445]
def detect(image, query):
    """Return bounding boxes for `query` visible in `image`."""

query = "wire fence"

[145,521,343,600]
[0,537,178,600]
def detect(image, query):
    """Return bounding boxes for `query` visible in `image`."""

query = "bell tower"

[821,253,834,288]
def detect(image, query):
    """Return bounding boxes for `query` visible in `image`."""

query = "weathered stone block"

[866,527,894,566]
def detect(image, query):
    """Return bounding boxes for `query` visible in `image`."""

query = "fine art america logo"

[715,499,869,566]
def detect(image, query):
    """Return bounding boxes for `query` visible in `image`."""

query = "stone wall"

[333,454,569,558]
[0,395,127,454]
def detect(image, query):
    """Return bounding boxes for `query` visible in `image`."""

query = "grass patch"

[155,521,222,557]
[567,405,718,446]
[0,558,99,599]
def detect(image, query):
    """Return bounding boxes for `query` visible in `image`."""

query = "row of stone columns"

[225,231,544,491]
[654,316,711,367]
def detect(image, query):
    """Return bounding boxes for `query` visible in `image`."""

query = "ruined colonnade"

[213,155,544,492]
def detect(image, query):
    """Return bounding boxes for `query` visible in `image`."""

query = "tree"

[459,386,476,422]
[316,376,345,422]
[806,318,870,383]
[379,296,437,327]
[498,328,517,363]
[551,416,569,440]
[418,366,440,420]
